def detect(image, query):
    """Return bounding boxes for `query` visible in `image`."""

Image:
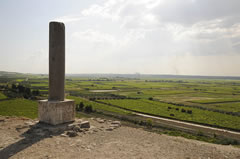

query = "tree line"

[2,83,40,99]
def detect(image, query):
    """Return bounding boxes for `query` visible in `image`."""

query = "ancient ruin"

[38,22,75,125]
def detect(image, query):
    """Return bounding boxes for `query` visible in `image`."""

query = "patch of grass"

[210,102,240,113]
[0,98,37,119]
[190,98,240,104]
[0,92,7,100]
[162,130,239,146]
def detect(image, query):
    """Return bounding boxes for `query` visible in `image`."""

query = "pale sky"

[0,0,240,76]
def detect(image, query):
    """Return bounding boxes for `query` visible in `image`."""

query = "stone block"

[80,121,90,128]
[38,99,75,125]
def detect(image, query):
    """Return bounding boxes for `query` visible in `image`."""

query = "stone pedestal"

[38,99,75,125]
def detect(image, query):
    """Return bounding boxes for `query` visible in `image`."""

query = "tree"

[12,84,17,90]
[84,105,93,113]
[181,109,186,113]
[79,102,84,111]
[76,102,85,112]
[32,90,40,96]
[25,88,31,96]
[17,85,25,93]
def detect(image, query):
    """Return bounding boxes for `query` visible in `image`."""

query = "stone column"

[49,22,65,101]
[38,21,75,125]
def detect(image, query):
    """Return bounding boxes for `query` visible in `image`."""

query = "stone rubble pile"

[21,118,121,138]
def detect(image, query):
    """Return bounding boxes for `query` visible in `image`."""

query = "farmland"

[98,99,240,130]
[0,73,240,132]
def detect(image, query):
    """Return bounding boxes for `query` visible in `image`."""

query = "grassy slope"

[100,99,240,130]
[0,98,37,119]
[0,92,7,100]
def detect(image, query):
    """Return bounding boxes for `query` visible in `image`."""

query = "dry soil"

[0,116,239,159]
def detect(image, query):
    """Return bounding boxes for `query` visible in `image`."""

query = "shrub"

[84,105,93,113]
[181,109,186,113]
[23,94,31,99]
[75,104,79,111]
[32,90,40,96]
[12,84,17,90]
[148,97,153,100]
[89,97,96,101]
[176,108,179,111]
[75,102,85,112]
[133,120,139,125]
[168,107,172,109]
[17,85,25,93]
[170,114,174,116]
[79,102,84,111]
[187,110,192,114]
[213,133,217,138]
[197,131,204,137]
[146,119,153,127]
[220,138,237,145]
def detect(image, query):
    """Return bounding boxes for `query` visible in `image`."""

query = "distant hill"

[1,71,240,80]
[0,71,45,79]
[66,73,240,80]
[0,71,24,77]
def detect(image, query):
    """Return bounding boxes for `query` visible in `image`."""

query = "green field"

[190,98,240,104]
[0,98,37,119]
[0,74,240,131]
[99,99,240,130]
[210,102,240,113]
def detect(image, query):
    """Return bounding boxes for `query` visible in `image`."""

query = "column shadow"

[0,122,71,159]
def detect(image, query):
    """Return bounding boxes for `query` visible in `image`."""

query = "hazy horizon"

[1,0,240,76]
[3,70,240,79]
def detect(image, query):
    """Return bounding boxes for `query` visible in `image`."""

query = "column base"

[38,99,75,125]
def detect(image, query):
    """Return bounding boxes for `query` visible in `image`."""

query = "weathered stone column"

[49,22,65,101]
[38,21,75,125]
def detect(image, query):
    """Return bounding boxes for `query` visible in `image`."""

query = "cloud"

[72,29,116,45]
[153,0,240,25]
[60,0,240,75]
[52,15,84,23]
[80,0,240,40]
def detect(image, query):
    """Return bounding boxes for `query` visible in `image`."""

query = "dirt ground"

[0,116,239,159]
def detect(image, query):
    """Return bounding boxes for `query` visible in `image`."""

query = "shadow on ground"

[0,122,72,159]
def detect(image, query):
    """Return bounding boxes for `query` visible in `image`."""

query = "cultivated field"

[0,73,240,133]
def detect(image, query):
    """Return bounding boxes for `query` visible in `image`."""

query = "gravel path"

[0,117,239,159]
